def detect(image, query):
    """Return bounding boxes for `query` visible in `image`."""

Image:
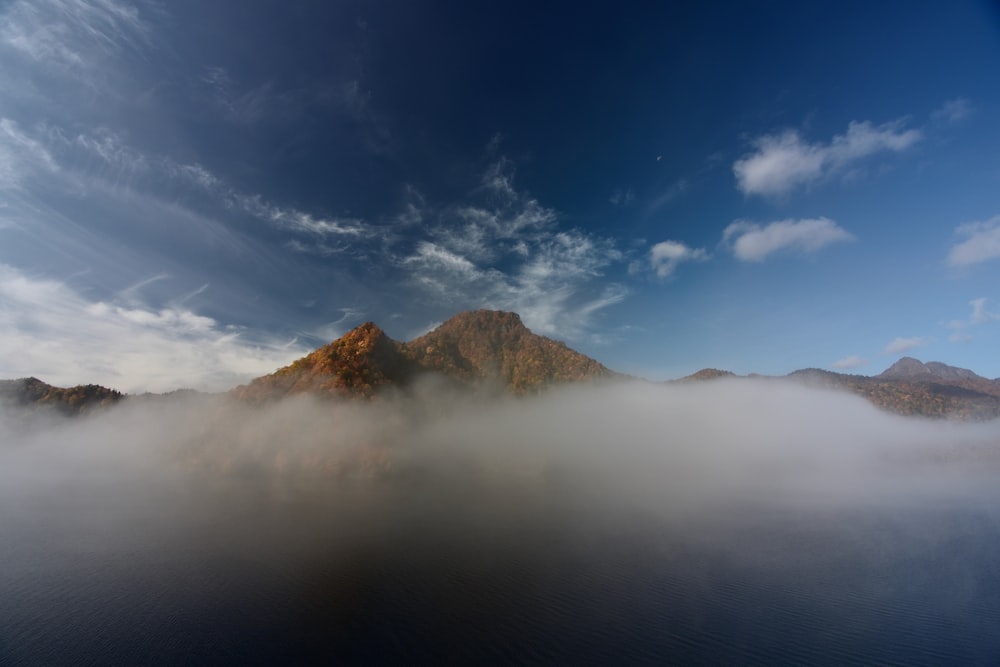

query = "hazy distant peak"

[675,369,736,382]
[878,357,981,382]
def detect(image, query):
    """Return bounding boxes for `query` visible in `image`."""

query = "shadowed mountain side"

[677,361,1000,421]
[787,368,1000,421]
[0,377,123,416]
[232,310,620,403]
[877,357,1000,398]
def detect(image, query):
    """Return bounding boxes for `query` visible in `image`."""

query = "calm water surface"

[2,464,999,665]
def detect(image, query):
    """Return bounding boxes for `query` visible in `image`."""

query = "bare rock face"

[233,310,618,402]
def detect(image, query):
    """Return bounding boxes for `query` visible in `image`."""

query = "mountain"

[681,359,1000,420]
[876,357,1000,395]
[233,310,618,402]
[0,377,123,416]
[673,368,736,383]
[4,315,999,422]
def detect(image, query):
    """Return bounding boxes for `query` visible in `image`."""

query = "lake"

[2,462,999,665]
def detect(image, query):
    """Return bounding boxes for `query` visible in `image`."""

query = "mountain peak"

[878,357,981,382]
[339,321,389,347]
[675,368,736,382]
[234,309,614,401]
[407,309,612,393]
[878,356,929,379]
[434,310,528,337]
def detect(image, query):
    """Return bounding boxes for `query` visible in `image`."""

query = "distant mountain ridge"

[0,377,123,416]
[232,310,618,402]
[4,312,1000,421]
[681,357,1000,420]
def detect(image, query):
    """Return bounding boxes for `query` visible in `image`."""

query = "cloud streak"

[932,98,973,124]
[948,216,1000,267]
[884,336,931,355]
[722,217,854,262]
[947,297,1000,343]
[733,119,921,197]
[831,355,867,370]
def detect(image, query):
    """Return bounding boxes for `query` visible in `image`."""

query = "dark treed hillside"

[0,377,123,416]
[679,360,1000,421]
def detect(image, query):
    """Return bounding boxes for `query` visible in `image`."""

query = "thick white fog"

[4,379,1000,665]
[3,379,998,517]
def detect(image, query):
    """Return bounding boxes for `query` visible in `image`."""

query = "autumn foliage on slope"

[233,310,617,402]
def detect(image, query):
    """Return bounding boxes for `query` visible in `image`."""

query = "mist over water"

[3,380,1000,664]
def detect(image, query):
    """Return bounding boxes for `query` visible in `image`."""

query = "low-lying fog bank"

[3,378,999,507]
[2,380,1000,664]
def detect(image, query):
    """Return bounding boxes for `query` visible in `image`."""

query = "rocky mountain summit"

[232,310,618,402]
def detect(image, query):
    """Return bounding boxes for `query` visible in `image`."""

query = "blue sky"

[1,0,999,392]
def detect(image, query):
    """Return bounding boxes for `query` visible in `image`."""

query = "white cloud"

[932,98,973,124]
[399,161,626,341]
[171,163,220,191]
[0,0,150,73]
[645,179,689,214]
[946,297,1000,342]
[947,216,1000,267]
[72,128,148,174]
[831,355,868,370]
[0,264,308,393]
[884,336,931,355]
[481,156,519,200]
[733,119,922,197]
[649,240,708,278]
[722,217,854,262]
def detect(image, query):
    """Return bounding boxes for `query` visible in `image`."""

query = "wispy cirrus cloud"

[932,97,973,124]
[4,119,382,251]
[733,119,921,197]
[0,264,308,392]
[947,215,1000,267]
[645,179,689,215]
[648,240,708,278]
[884,336,931,355]
[946,297,999,343]
[609,187,635,207]
[722,217,854,262]
[0,0,152,74]
[200,66,329,127]
[0,118,60,187]
[830,355,868,370]
[400,160,626,341]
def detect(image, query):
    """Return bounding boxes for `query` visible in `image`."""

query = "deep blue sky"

[2,0,999,391]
